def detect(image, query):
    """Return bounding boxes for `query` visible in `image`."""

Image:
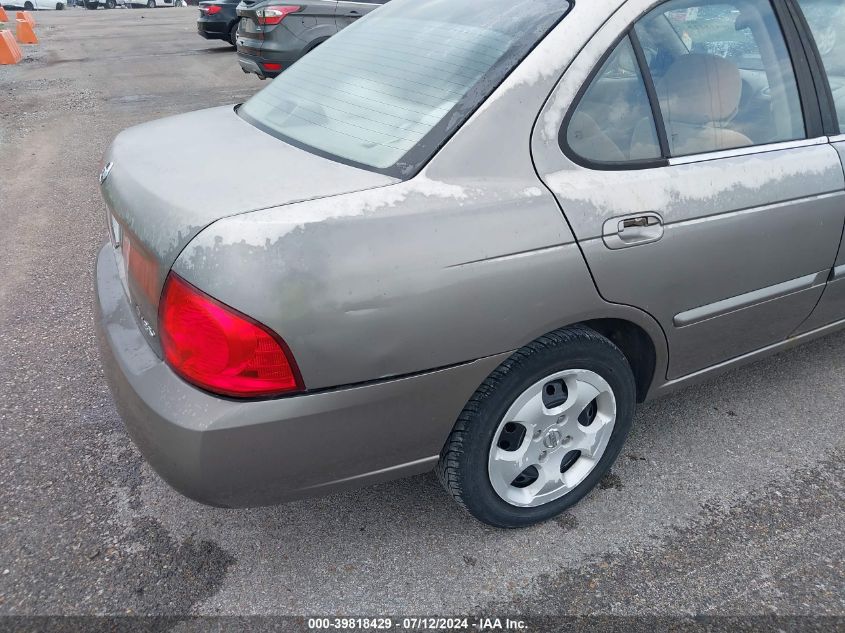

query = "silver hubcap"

[487,369,616,508]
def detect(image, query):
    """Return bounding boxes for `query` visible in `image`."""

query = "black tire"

[229,21,238,47]
[437,325,636,528]
[24,1,33,8]
[104,0,115,7]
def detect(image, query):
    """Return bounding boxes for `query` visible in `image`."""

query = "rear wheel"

[24,1,33,8]
[104,0,115,7]
[229,21,238,47]
[437,326,636,528]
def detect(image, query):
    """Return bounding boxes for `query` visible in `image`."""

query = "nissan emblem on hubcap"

[543,428,562,449]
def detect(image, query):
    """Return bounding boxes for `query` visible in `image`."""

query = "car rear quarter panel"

[242,0,338,58]
[173,0,667,392]
[175,178,589,389]
[285,2,338,45]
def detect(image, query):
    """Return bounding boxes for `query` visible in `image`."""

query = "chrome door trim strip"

[830,134,845,143]
[668,137,828,166]
[673,271,829,328]
[832,265,845,282]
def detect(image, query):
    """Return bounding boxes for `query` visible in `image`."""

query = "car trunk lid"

[235,0,264,52]
[100,104,397,350]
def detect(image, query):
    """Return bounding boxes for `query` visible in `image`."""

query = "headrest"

[656,54,742,125]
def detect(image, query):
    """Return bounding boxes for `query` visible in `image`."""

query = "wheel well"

[581,319,656,403]
[303,38,328,54]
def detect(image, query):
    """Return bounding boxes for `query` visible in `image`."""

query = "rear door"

[791,0,845,333]
[532,0,845,380]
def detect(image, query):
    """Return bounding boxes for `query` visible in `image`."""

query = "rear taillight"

[206,4,221,14]
[256,4,300,25]
[159,273,303,398]
[263,62,282,71]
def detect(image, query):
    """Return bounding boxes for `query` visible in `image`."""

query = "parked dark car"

[235,0,388,79]
[198,0,240,46]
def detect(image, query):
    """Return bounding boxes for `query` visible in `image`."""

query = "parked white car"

[125,0,186,7]
[3,0,66,10]
[82,0,125,8]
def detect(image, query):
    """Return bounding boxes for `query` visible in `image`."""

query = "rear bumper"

[94,243,505,508]
[236,49,293,78]
[236,51,269,78]
[235,27,304,77]
[197,18,230,39]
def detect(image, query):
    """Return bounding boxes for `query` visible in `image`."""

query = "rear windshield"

[239,0,571,177]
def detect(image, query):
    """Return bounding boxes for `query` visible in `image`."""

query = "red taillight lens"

[205,4,221,14]
[256,4,300,25]
[263,62,282,71]
[159,273,303,398]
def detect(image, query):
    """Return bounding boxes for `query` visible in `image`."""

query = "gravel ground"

[0,8,843,627]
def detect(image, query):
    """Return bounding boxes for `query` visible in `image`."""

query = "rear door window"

[564,0,808,167]
[635,0,806,156]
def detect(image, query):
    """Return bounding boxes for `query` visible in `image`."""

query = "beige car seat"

[632,53,753,157]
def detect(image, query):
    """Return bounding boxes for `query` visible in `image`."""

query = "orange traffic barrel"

[0,29,23,64]
[16,18,37,45]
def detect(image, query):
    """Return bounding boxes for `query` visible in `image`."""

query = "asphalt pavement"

[0,8,843,626]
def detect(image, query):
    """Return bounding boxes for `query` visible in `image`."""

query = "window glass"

[635,0,805,157]
[565,37,662,163]
[240,0,571,174]
[795,0,845,130]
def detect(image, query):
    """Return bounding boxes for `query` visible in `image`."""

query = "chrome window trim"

[668,137,829,166]
[830,135,845,143]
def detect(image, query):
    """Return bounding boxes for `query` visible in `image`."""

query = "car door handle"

[602,213,664,250]
[345,9,361,16]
